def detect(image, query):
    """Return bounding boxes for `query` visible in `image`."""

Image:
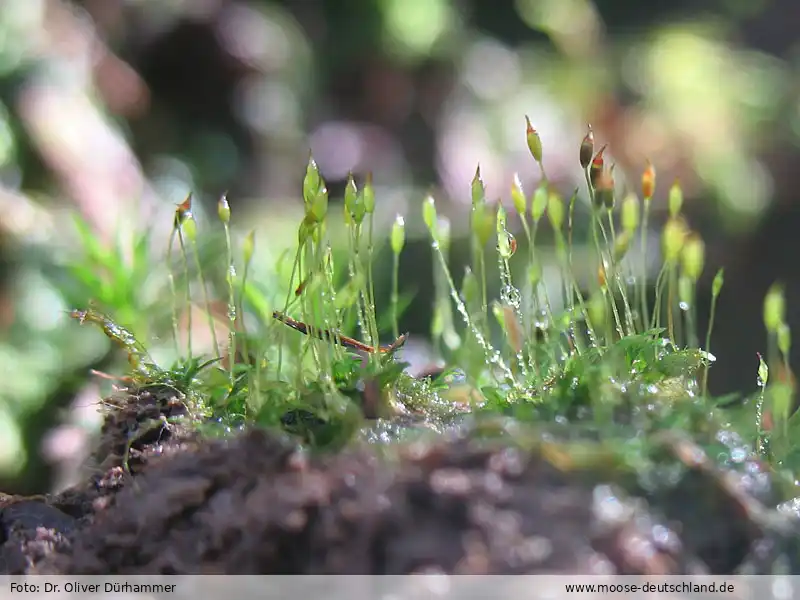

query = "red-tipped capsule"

[589,145,607,189]
[525,116,543,164]
[173,193,193,229]
[642,160,656,199]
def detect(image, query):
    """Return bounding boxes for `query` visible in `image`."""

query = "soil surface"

[2,386,800,575]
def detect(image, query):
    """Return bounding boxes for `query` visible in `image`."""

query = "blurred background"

[2,0,800,493]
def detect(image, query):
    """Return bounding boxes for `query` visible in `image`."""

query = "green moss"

[67,118,800,500]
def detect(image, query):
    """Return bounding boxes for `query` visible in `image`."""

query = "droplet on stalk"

[497,231,517,259]
[495,202,515,259]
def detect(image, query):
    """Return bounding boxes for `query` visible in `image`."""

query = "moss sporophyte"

[65,116,796,479]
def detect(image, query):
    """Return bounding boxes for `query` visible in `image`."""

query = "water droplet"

[534,310,550,330]
[731,447,747,463]
[506,231,517,256]
[679,301,690,311]
[651,524,680,552]
[500,284,521,308]
[592,485,630,524]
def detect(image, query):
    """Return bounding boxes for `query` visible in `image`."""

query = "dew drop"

[731,447,747,463]
[500,284,522,308]
[506,232,517,256]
